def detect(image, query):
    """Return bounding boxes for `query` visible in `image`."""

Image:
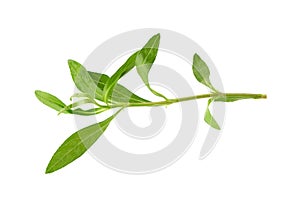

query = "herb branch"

[108,93,267,108]
[35,33,267,173]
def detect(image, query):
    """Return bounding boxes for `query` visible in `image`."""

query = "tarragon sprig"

[35,33,267,173]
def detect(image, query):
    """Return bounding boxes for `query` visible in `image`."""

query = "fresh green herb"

[102,52,139,103]
[193,53,218,92]
[204,98,221,130]
[45,109,122,174]
[35,33,267,173]
[135,33,167,100]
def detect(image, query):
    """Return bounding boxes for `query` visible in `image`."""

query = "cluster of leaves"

[35,33,264,173]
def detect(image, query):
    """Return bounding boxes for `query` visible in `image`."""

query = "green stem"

[109,93,267,108]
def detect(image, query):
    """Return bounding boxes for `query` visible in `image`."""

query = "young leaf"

[45,112,118,173]
[35,90,70,114]
[204,98,221,130]
[102,52,138,103]
[71,108,109,116]
[68,60,103,101]
[58,99,96,115]
[192,53,218,92]
[35,90,108,116]
[136,33,167,100]
[70,93,93,100]
[89,71,149,103]
[102,33,168,103]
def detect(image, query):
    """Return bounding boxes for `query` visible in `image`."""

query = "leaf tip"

[68,59,81,71]
[204,116,221,130]
[215,124,221,130]
[204,99,221,130]
[67,59,76,65]
[34,90,40,97]
[45,164,54,174]
[67,59,83,81]
[193,53,199,60]
[155,33,160,39]
[45,158,62,174]
[34,90,44,101]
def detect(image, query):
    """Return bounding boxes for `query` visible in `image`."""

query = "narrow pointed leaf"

[192,53,217,92]
[35,90,107,116]
[68,60,103,101]
[102,52,138,103]
[136,34,167,100]
[71,107,109,115]
[135,34,160,81]
[70,93,93,100]
[58,99,96,115]
[45,113,116,173]
[204,98,221,130]
[89,71,149,103]
[102,33,167,103]
[35,90,70,114]
[88,71,110,90]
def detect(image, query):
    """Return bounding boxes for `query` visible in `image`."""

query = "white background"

[1,0,299,199]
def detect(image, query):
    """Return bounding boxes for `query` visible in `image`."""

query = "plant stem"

[109,93,267,108]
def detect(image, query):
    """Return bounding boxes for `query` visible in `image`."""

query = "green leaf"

[89,71,149,103]
[70,93,93,100]
[68,93,110,115]
[71,108,109,116]
[102,33,168,103]
[136,33,167,100]
[59,98,110,115]
[35,90,108,116]
[192,53,217,92]
[88,71,110,90]
[204,98,221,130]
[68,60,103,101]
[102,52,138,103]
[58,99,96,115]
[35,90,70,114]
[45,112,117,173]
